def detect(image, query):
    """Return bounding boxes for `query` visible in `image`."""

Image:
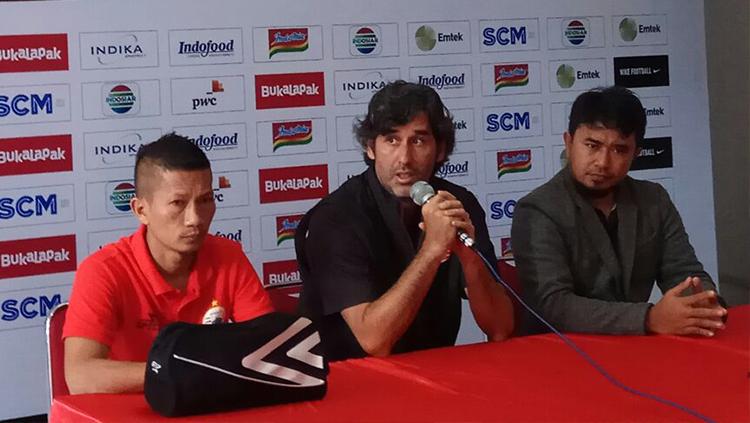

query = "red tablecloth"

[50,306,750,423]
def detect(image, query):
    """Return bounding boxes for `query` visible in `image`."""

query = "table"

[50,306,750,422]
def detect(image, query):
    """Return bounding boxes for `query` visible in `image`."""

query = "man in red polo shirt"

[63,133,273,394]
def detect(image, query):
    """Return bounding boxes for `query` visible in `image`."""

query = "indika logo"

[262,259,301,288]
[268,28,309,58]
[0,134,72,176]
[255,72,325,109]
[276,214,304,246]
[109,182,135,212]
[0,34,68,73]
[259,164,329,204]
[88,34,145,64]
[0,235,76,279]
[351,26,380,55]
[106,84,137,114]
[272,120,313,151]
[497,150,532,179]
[495,64,529,91]
[564,19,588,45]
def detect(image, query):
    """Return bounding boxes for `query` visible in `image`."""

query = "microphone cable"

[470,246,717,423]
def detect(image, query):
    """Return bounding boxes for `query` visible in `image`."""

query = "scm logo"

[0,93,52,117]
[1,294,61,321]
[483,26,527,46]
[487,112,530,131]
[0,194,57,219]
[490,200,516,220]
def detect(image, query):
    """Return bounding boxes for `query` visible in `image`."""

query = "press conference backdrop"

[0,0,715,418]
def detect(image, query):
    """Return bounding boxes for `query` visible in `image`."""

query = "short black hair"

[134,132,211,196]
[568,86,647,147]
[354,80,455,167]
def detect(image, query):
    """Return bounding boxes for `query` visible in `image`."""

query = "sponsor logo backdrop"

[0,0,716,418]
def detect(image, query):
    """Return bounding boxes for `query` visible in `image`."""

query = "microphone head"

[410,181,435,206]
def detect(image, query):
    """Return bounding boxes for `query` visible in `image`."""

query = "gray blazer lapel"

[616,180,637,298]
[563,170,621,285]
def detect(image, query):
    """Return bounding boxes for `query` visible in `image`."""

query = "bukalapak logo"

[614,55,670,88]
[0,134,72,177]
[259,164,329,203]
[276,214,304,246]
[255,72,325,109]
[0,235,76,279]
[262,259,301,288]
[0,34,68,73]
[631,137,673,171]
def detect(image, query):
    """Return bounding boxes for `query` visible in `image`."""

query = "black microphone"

[409,181,475,248]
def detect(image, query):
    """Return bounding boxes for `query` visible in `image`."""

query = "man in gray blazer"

[512,86,728,336]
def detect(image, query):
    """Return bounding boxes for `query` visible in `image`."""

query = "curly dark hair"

[354,80,455,168]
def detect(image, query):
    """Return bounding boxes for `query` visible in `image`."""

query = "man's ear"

[563,131,573,150]
[366,140,376,161]
[130,196,149,225]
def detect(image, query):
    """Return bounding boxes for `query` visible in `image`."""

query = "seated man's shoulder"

[518,172,571,210]
[626,176,669,202]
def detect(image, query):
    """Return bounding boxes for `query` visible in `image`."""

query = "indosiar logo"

[105,84,138,115]
[0,92,53,118]
[1,294,61,322]
[108,182,135,213]
[351,26,380,55]
[564,19,588,46]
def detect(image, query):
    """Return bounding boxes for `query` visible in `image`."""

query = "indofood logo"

[495,64,529,91]
[351,26,380,55]
[178,39,235,58]
[275,214,304,246]
[564,19,588,46]
[414,25,437,51]
[272,120,313,151]
[497,149,532,179]
[268,28,309,58]
[106,84,137,114]
[109,182,135,212]
[188,131,238,152]
[417,72,465,90]
[436,160,469,178]
[556,64,576,89]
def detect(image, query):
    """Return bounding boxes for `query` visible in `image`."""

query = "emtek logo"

[0,92,53,117]
[1,294,61,321]
[0,193,57,219]
[483,26,527,46]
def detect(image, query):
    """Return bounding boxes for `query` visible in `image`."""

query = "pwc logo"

[272,120,313,151]
[258,164,328,204]
[0,134,72,176]
[276,214,304,246]
[171,76,245,115]
[0,34,68,73]
[0,235,76,279]
[255,72,325,110]
[262,259,301,288]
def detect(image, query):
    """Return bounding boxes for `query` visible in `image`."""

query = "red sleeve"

[229,248,274,322]
[62,253,122,347]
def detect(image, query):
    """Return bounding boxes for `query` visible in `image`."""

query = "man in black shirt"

[296,81,514,361]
